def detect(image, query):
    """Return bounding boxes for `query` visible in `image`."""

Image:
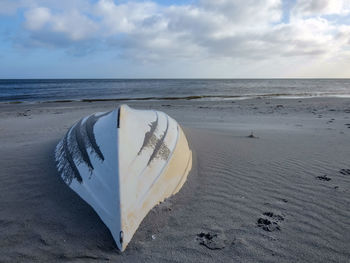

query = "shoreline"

[2,93,350,105]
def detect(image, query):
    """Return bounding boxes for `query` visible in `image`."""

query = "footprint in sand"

[196,231,227,250]
[257,212,284,232]
[339,169,350,175]
[316,175,331,181]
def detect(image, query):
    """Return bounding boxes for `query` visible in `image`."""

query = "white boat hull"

[55,104,192,251]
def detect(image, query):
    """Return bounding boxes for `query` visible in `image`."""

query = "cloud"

[3,0,349,71]
[292,0,350,16]
[95,0,161,34]
[199,0,282,25]
[24,6,98,42]
[24,7,51,30]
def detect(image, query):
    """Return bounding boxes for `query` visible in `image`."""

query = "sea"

[1,79,350,103]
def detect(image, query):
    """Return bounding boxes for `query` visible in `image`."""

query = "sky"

[0,0,350,78]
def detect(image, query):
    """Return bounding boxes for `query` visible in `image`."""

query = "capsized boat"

[55,104,192,251]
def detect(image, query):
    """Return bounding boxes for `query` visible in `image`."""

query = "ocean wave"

[12,92,347,104]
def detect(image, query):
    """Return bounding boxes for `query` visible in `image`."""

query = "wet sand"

[0,98,350,262]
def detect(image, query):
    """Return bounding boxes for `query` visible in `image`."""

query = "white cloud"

[292,0,350,16]
[50,10,98,41]
[24,7,98,41]
[95,0,161,34]
[3,0,349,76]
[199,0,282,25]
[24,7,51,30]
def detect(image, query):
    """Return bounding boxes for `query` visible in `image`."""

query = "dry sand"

[0,98,350,262]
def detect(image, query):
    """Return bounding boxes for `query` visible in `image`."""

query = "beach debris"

[339,169,350,175]
[257,212,284,232]
[196,232,226,250]
[17,109,31,117]
[316,175,331,181]
[247,131,258,139]
[344,123,350,128]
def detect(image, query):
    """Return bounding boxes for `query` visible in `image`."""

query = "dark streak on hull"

[74,119,94,170]
[62,130,83,184]
[147,116,170,165]
[141,117,172,199]
[57,111,111,185]
[85,112,110,161]
[138,113,159,155]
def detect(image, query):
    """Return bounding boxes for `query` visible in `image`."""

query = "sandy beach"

[0,97,350,262]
